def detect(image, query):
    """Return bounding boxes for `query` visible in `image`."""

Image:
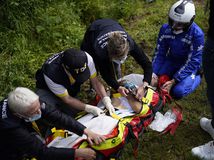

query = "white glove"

[85,104,104,116]
[102,96,115,115]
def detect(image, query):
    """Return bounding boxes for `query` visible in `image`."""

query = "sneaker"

[200,117,214,139]
[192,141,214,160]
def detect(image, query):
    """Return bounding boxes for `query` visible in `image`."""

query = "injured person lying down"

[111,91,142,114]
[111,74,148,114]
[46,74,164,160]
[47,87,146,149]
[111,73,161,116]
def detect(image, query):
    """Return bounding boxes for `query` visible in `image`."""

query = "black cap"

[62,48,90,83]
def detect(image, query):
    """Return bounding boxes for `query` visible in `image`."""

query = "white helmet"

[168,0,195,31]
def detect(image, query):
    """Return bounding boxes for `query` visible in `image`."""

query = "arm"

[86,50,120,91]
[152,25,169,75]
[43,74,103,115]
[61,93,104,116]
[7,126,99,160]
[90,48,129,96]
[130,42,152,84]
[98,59,121,90]
[42,102,86,135]
[8,127,75,160]
[126,95,142,113]
[61,95,85,110]
[43,74,85,110]
[173,31,204,82]
[90,77,116,114]
[90,76,107,99]
[42,104,106,145]
[98,59,129,96]
[129,39,152,99]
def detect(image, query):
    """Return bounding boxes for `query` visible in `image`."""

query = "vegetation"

[0,0,210,159]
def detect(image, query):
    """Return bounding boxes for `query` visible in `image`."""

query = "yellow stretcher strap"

[112,93,122,98]
[111,113,122,120]
[141,97,149,104]
[51,127,68,138]
[31,121,41,136]
[138,88,154,115]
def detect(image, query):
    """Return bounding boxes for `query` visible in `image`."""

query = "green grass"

[0,0,211,159]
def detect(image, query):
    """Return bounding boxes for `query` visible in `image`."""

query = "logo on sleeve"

[197,45,203,51]
[1,99,8,119]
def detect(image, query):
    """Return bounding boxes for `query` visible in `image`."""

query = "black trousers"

[203,37,214,125]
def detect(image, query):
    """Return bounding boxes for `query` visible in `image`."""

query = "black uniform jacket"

[81,18,152,90]
[208,0,214,40]
[0,98,86,160]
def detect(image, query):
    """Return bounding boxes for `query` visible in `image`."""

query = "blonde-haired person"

[0,87,105,160]
[81,19,152,100]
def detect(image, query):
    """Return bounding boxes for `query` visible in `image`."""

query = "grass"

[0,0,211,159]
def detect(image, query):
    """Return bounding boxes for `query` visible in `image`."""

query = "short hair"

[107,32,129,59]
[8,87,39,114]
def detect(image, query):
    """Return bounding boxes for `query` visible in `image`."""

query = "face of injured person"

[111,95,142,113]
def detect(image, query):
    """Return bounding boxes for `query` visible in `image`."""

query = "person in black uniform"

[0,87,105,160]
[192,0,214,159]
[81,19,152,100]
[36,48,115,117]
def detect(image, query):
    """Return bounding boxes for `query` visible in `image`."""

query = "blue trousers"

[203,37,214,125]
[156,60,201,99]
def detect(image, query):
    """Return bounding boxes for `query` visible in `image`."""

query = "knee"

[171,85,186,99]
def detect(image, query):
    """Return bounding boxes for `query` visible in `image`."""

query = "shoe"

[200,117,214,139]
[192,141,214,160]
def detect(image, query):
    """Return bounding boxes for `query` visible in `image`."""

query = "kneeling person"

[151,0,204,99]
[0,87,105,160]
[36,48,115,117]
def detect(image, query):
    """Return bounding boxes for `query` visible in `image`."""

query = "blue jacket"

[152,22,204,82]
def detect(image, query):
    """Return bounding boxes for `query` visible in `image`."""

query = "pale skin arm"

[135,81,149,100]
[117,79,130,97]
[75,148,96,160]
[112,95,142,113]
[84,128,106,146]
[90,76,107,99]
[162,79,176,93]
[126,95,142,113]
[60,95,104,116]
[74,128,106,159]
[60,95,86,111]
[150,73,159,87]
[117,86,129,97]
[91,76,116,115]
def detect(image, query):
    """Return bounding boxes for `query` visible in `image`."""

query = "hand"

[136,82,148,100]
[117,86,129,97]
[84,128,106,146]
[75,148,96,160]
[102,96,115,115]
[151,73,158,87]
[162,79,175,93]
[85,104,104,116]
